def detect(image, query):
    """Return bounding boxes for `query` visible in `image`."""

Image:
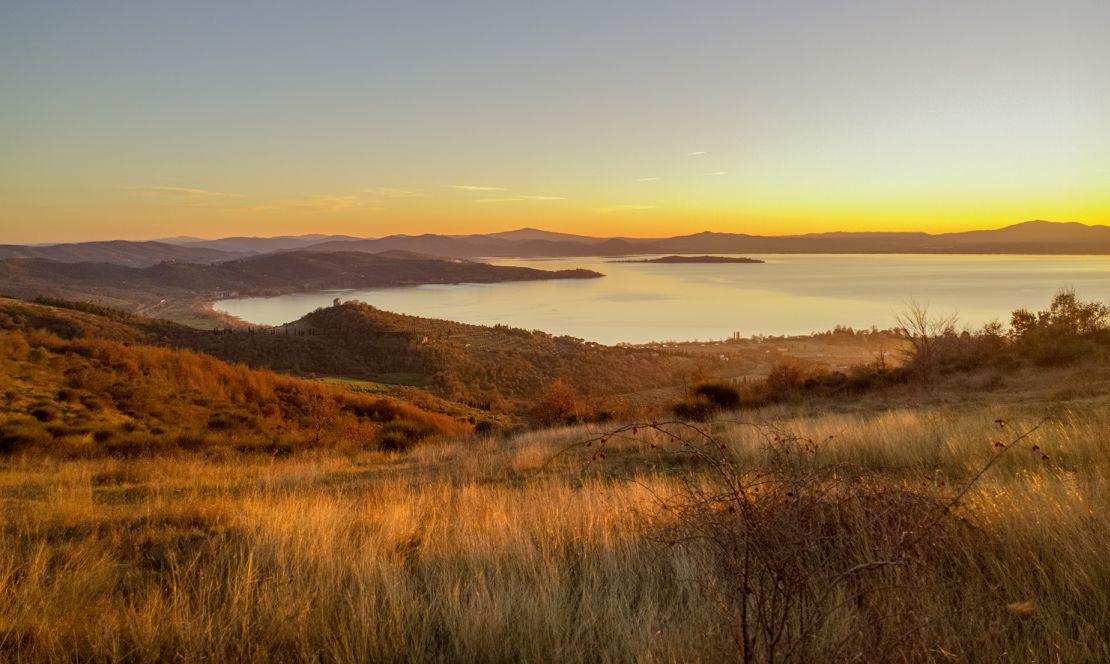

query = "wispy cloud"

[365,187,422,198]
[687,151,707,156]
[637,177,661,182]
[243,195,383,213]
[453,185,507,191]
[474,195,566,203]
[125,185,386,213]
[595,204,658,213]
[125,185,240,199]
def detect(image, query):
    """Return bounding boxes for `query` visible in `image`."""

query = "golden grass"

[1,404,1109,662]
[0,328,467,458]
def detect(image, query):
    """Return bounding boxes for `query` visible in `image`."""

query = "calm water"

[214,255,1110,345]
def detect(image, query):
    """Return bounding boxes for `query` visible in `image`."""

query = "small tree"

[1011,288,1110,340]
[1010,288,1110,364]
[301,387,340,445]
[895,301,958,380]
[765,362,807,397]
[533,380,580,426]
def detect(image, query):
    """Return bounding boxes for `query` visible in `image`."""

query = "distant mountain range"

[301,234,670,258]
[639,221,1110,255]
[292,220,1110,257]
[0,240,246,267]
[7,221,1110,270]
[160,234,362,253]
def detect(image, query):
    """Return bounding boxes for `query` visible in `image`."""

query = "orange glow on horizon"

[4,196,1109,244]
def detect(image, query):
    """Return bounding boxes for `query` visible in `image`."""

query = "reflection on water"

[214,254,1110,345]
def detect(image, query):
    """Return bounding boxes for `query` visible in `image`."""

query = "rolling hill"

[0,296,714,420]
[181,300,713,413]
[0,298,466,457]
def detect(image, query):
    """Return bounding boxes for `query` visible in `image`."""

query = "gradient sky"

[2,0,1108,243]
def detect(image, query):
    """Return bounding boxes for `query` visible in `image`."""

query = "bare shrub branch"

[569,417,1047,661]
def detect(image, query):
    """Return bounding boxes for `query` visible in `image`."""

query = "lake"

[214,254,1110,345]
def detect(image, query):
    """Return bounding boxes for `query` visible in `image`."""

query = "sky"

[1,0,1108,243]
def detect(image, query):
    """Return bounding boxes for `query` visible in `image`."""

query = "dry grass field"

[2,395,1108,662]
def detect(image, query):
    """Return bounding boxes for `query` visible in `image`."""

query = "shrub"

[29,403,58,422]
[586,408,615,424]
[582,419,1034,662]
[0,416,49,454]
[1017,335,1102,367]
[207,412,235,431]
[234,438,295,457]
[103,434,174,458]
[532,380,581,426]
[892,290,1110,373]
[1012,288,1110,340]
[473,419,499,436]
[692,381,741,410]
[376,420,436,452]
[672,395,715,421]
[176,433,212,452]
[765,362,807,397]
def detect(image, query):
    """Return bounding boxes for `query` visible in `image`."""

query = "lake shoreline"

[608,255,764,264]
[214,254,1110,345]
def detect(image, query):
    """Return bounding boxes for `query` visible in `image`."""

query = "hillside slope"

[185,301,712,411]
[0,300,465,457]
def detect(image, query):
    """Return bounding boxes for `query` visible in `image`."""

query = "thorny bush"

[568,418,1046,662]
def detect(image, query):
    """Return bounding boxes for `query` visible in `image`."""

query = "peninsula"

[610,255,764,264]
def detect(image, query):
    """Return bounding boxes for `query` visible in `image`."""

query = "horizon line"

[6,218,1102,247]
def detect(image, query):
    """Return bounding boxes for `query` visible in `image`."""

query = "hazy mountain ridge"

[483,228,604,243]
[0,240,247,267]
[298,220,1110,257]
[171,234,363,253]
[10,220,1110,266]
